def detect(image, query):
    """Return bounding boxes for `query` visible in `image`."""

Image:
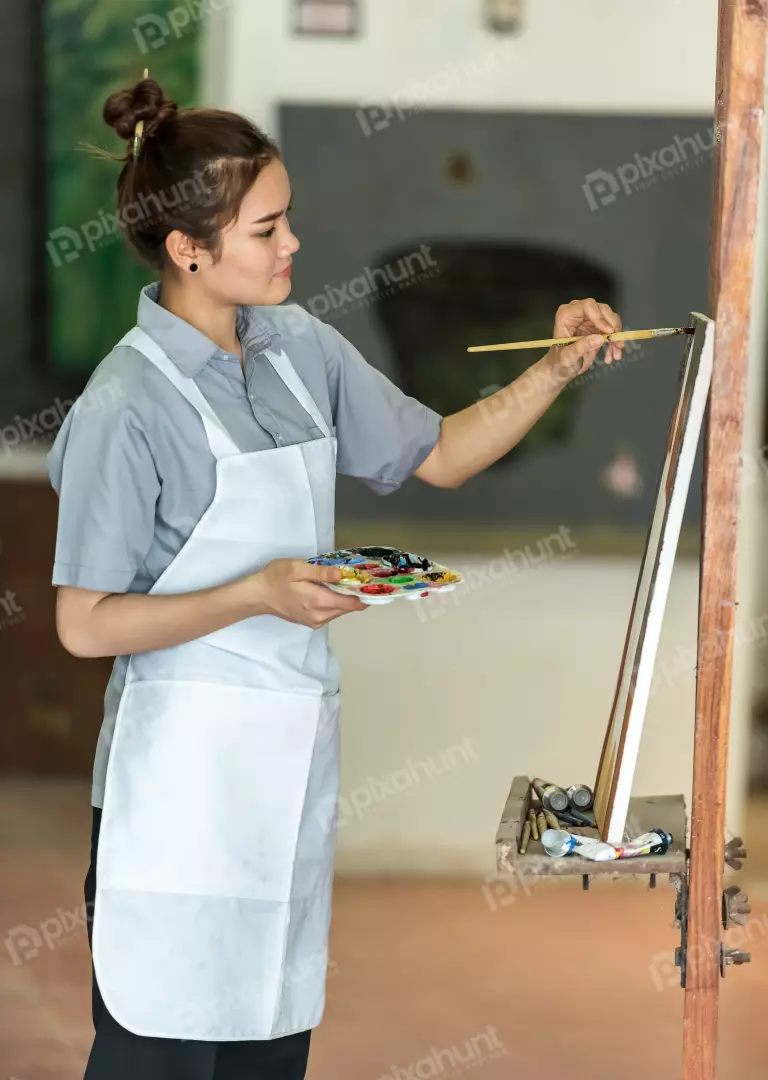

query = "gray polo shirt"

[48,282,442,596]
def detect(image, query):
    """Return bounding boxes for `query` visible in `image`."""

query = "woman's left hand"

[544,298,624,385]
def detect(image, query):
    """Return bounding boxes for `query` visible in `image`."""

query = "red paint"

[360,583,396,595]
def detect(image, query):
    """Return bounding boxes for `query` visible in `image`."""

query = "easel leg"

[683,2,767,1078]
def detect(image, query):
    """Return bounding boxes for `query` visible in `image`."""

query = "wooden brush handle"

[467,327,690,353]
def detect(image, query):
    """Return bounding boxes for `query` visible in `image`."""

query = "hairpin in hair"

[132,68,150,159]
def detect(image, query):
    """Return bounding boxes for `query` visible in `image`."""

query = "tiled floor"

[1,779,767,1079]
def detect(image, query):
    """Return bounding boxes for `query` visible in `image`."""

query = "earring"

[189,263,198,273]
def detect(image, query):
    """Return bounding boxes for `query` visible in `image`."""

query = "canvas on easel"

[594,313,715,844]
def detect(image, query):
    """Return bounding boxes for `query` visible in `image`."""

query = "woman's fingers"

[555,299,624,364]
[598,302,623,363]
[580,298,615,335]
[296,561,342,584]
[329,602,369,621]
[313,602,368,627]
[557,298,615,336]
[309,584,368,620]
[553,333,605,379]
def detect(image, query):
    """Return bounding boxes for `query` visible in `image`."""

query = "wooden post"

[684,2,767,1078]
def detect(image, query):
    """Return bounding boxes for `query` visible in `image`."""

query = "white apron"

[92,326,341,1041]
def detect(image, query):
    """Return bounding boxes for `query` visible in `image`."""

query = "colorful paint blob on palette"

[306,547,463,605]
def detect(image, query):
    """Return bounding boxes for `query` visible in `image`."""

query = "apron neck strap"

[117,327,240,461]
[263,349,332,439]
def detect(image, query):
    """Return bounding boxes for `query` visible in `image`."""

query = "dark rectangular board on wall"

[278,105,714,540]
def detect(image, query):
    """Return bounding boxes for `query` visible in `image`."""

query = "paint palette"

[307,546,464,605]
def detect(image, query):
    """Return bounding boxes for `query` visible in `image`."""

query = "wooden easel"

[494,4,767,1077]
[686,2,766,1076]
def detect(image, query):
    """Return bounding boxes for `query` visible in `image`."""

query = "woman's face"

[182,158,299,307]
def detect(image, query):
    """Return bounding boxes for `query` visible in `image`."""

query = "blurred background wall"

[6,5,768,1080]
[1,0,767,878]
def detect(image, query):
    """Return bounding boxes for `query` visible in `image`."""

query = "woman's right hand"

[247,559,368,628]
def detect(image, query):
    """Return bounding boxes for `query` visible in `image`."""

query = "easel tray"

[496,775,687,879]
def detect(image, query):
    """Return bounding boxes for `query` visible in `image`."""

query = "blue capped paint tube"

[541,828,673,861]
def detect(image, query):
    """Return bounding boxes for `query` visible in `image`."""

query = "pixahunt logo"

[5,904,94,966]
[46,172,210,267]
[133,0,233,54]
[0,378,124,454]
[306,246,438,320]
[0,589,23,632]
[376,1025,507,1080]
[314,737,478,834]
[356,40,515,137]
[582,126,715,211]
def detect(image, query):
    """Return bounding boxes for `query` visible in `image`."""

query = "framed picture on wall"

[293,0,361,37]
[484,0,524,35]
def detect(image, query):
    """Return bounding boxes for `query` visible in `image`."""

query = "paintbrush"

[556,808,597,830]
[467,326,695,354]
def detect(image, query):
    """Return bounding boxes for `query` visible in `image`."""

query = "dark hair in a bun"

[103,77,178,143]
[98,76,280,270]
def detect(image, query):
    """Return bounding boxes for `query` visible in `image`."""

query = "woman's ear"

[165,229,202,274]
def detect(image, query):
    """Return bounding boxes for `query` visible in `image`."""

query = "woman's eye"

[254,227,276,239]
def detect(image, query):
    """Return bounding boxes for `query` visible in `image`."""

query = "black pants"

[83,808,312,1079]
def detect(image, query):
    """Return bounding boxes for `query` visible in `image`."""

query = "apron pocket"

[98,680,322,902]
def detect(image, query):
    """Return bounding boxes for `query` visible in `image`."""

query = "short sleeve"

[313,320,442,494]
[48,374,160,593]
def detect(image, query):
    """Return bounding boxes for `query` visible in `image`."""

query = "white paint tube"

[541,828,672,860]
[579,830,671,861]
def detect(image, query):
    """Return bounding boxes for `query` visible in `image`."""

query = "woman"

[48,77,623,1080]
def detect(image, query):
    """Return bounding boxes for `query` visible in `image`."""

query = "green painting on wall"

[45,0,200,373]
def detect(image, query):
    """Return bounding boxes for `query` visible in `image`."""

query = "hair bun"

[103,77,178,144]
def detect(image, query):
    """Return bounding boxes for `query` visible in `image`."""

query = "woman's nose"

[280,218,300,256]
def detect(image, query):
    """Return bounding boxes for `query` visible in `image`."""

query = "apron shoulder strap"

[263,349,332,438]
[118,327,239,460]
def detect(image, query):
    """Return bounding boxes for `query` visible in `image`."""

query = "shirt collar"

[137,282,282,377]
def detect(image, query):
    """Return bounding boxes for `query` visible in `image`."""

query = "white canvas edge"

[605,317,715,844]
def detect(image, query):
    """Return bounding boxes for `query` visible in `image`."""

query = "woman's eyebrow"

[252,199,292,225]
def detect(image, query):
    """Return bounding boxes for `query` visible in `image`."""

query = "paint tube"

[531,778,569,813]
[599,829,672,860]
[566,784,594,811]
[540,830,594,857]
[542,828,672,860]
[573,840,632,862]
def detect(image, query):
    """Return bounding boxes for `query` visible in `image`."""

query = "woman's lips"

[275,265,292,278]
